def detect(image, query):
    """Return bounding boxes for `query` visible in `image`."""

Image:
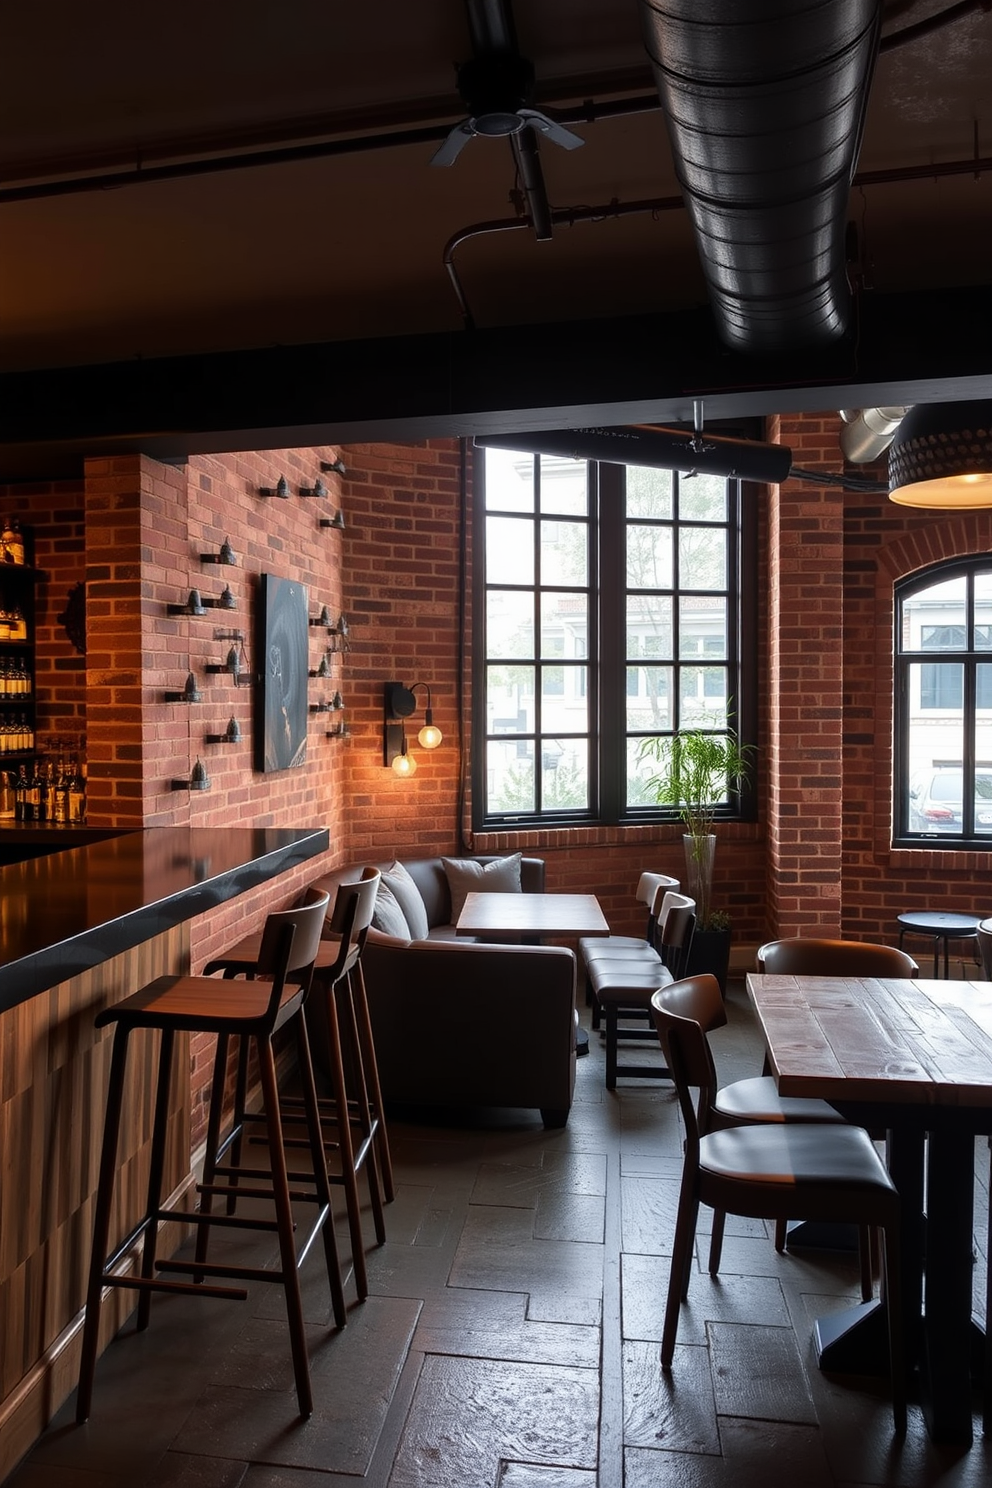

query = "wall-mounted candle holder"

[319,510,346,530]
[206,716,242,744]
[168,588,207,616]
[310,604,333,629]
[299,477,328,498]
[309,653,332,680]
[321,457,347,476]
[258,476,289,498]
[201,585,237,610]
[173,756,211,790]
[165,671,202,703]
[201,538,237,565]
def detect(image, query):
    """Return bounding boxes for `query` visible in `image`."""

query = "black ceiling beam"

[0,286,988,480]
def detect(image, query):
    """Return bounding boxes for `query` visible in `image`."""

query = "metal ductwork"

[839,405,910,462]
[639,0,881,354]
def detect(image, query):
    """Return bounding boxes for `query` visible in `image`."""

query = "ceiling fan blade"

[518,110,584,151]
[430,121,477,167]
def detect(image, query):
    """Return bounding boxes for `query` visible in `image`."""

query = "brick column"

[765,413,845,937]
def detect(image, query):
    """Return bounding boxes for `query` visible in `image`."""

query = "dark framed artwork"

[255,573,309,772]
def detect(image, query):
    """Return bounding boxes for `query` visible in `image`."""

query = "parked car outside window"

[908,766,992,834]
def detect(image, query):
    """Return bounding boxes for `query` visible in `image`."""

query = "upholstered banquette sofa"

[310,853,576,1128]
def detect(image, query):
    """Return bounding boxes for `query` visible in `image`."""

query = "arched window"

[894,556,992,845]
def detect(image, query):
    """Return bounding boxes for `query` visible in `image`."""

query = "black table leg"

[921,1127,977,1444]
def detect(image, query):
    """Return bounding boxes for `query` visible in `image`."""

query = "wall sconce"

[206,716,242,744]
[384,680,443,772]
[319,509,346,530]
[321,457,347,476]
[205,645,242,679]
[168,588,207,616]
[166,671,202,703]
[206,631,257,686]
[173,756,211,791]
[202,584,237,610]
[299,477,328,498]
[309,653,332,680]
[310,604,333,629]
[201,538,237,565]
[258,476,289,498]
[888,400,992,509]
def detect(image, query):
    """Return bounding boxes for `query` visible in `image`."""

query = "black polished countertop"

[0,825,329,1013]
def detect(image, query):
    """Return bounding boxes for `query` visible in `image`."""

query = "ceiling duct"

[638,0,881,354]
[839,406,910,463]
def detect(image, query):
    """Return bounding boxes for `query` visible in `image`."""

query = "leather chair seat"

[713,1074,846,1126]
[701,1122,898,1194]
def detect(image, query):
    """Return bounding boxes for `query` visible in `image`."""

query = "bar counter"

[0,824,329,1012]
[0,824,329,1477]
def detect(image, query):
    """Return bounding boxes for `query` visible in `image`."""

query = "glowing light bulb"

[392,746,417,777]
[418,721,443,750]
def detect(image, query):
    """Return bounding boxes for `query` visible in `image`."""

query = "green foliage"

[637,727,753,928]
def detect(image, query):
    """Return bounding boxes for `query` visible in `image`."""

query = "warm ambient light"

[383,679,442,770]
[391,738,417,777]
[888,400,992,509]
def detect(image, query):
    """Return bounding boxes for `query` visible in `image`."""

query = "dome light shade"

[888,401,992,509]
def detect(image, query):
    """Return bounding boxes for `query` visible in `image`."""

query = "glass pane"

[542,591,587,658]
[626,666,672,730]
[486,664,534,733]
[484,447,534,512]
[541,737,589,810]
[975,572,992,650]
[627,594,673,660]
[679,596,727,660]
[487,515,533,584]
[901,576,966,650]
[678,472,727,521]
[975,665,992,833]
[487,738,535,813]
[626,737,663,807]
[679,669,729,728]
[540,519,588,585]
[626,465,673,519]
[541,667,587,733]
[679,525,727,590]
[906,661,963,832]
[487,590,534,658]
[626,523,673,589]
[539,456,587,516]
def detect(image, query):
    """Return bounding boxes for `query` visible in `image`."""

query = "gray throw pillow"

[382,860,430,940]
[442,853,523,923]
[370,880,411,939]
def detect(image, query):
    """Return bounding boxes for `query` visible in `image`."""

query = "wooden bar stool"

[203,868,390,1303]
[76,886,339,1424]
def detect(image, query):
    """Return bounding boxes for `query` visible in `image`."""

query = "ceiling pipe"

[638,0,881,354]
[839,406,910,462]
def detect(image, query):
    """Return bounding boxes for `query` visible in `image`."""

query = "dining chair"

[582,874,680,1029]
[756,938,919,978]
[588,891,695,1088]
[650,976,907,1433]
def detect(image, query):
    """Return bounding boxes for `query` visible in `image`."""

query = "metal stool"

[76,887,339,1423]
[896,910,981,977]
[203,869,390,1302]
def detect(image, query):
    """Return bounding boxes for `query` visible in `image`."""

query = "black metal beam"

[0,287,988,479]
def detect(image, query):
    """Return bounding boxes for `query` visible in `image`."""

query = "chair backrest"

[321,867,381,984]
[650,975,723,1154]
[755,937,918,978]
[979,920,992,980]
[254,885,331,1020]
[658,893,696,979]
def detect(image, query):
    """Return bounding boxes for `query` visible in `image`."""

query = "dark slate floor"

[7,981,991,1487]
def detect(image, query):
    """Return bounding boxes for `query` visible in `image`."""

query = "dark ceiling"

[0,0,989,476]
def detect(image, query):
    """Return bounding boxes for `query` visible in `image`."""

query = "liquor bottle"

[68,754,86,824]
[53,762,69,824]
[6,520,25,566]
[14,764,27,820]
[25,764,40,822]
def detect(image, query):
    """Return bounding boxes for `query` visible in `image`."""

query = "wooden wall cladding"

[0,925,191,1478]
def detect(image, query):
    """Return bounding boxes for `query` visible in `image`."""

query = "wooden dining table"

[455,890,610,941]
[746,971,992,1446]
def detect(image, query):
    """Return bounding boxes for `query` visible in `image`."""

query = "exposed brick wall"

[764,413,845,937]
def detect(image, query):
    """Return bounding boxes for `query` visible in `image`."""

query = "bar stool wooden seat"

[202,868,389,1303]
[76,886,338,1424]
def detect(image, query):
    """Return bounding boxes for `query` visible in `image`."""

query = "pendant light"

[888,401,992,509]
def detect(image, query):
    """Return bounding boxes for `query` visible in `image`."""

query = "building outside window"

[895,557,992,843]
[473,445,756,828]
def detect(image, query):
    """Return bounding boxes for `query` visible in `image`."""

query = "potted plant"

[637,727,753,993]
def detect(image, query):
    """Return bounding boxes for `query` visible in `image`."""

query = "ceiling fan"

[431,0,585,167]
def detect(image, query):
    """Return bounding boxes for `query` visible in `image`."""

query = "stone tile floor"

[7,980,991,1487]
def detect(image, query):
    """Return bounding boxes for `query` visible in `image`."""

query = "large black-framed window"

[473,446,757,828]
[895,557,992,845]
